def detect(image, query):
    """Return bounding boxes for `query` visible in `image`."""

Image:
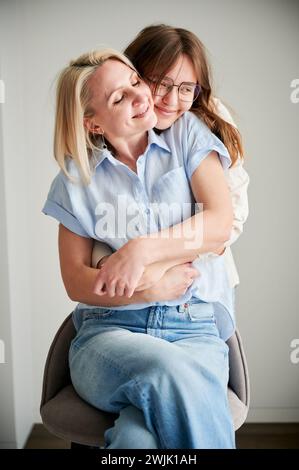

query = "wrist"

[128,237,152,265]
[139,285,154,303]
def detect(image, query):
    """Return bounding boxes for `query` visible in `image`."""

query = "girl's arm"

[141,151,233,264]
[93,151,233,297]
[59,224,198,306]
[92,240,200,293]
[91,98,248,288]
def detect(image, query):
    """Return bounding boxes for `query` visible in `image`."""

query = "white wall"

[0,0,35,448]
[0,0,298,447]
[0,63,16,449]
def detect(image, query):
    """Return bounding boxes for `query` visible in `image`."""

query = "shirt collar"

[147,129,171,153]
[92,129,171,171]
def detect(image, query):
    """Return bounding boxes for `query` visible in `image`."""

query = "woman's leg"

[69,304,234,449]
[104,405,159,449]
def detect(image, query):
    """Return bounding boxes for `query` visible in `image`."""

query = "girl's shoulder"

[211,97,237,128]
[172,111,211,141]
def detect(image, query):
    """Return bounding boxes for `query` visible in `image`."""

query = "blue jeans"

[69,299,235,449]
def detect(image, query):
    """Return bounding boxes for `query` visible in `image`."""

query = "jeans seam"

[71,340,165,448]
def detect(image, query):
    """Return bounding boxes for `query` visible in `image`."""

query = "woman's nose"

[132,89,147,106]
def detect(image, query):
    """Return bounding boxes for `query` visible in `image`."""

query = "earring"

[99,132,107,150]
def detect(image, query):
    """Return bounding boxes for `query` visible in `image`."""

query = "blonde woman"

[43,48,236,448]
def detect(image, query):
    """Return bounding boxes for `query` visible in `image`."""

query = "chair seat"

[41,384,248,447]
[41,385,117,447]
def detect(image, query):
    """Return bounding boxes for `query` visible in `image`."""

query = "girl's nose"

[162,87,178,106]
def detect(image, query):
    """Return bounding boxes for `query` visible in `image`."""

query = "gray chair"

[40,313,250,448]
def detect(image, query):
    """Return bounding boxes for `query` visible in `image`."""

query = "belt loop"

[178,302,189,313]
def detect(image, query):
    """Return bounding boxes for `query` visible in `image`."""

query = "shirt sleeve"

[184,112,232,180]
[212,97,237,127]
[42,173,90,238]
[212,98,250,247]
[224,158,250,246]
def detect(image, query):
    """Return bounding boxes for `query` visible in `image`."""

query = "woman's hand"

[93,240,146,298]
[144,262,200,302]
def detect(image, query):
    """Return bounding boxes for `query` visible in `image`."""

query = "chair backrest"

[227,330,250,408]
[41,313,250,412]
[41,313,75,408]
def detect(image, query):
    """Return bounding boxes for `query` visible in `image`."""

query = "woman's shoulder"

[64,156,82,181]
[47,158,86,200]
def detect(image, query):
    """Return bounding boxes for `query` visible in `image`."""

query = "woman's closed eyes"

[113,79,141,105]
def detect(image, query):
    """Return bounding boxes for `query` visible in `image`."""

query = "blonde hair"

[54,48,135,184]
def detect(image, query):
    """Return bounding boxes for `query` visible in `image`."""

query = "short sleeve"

[42,173,89,237]
[184,112,232,180]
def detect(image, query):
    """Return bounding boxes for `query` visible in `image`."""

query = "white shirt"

[213,98,250,287]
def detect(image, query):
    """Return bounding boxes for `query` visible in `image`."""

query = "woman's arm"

[93,151,233,297]
[59,224,199,305]
[59,224,149,306]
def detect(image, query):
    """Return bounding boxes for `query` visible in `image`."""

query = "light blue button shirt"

[42,112,235,340]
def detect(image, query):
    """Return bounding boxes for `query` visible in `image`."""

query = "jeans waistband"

[177,298,208,313]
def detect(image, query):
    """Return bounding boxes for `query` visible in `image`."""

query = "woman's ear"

[83,118,103,135]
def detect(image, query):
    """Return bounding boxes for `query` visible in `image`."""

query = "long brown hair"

[124,24,243,166]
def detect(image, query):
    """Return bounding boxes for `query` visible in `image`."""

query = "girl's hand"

[93,241,146,298]
[145,263,200,302]
[134,260,178,292]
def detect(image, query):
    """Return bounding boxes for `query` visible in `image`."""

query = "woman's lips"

[133,105,150,119]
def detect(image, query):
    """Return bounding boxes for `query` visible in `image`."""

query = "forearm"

[139,209,231,265]
[68,264,150,306]
[92,241,195,273]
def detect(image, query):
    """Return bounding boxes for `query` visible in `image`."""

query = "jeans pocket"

[82,307,114,321]
[186,302,215,322]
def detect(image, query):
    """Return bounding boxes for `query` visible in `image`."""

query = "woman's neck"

[112,133,148,163]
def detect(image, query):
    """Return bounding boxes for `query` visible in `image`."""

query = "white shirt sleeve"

[212,97,250,247]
